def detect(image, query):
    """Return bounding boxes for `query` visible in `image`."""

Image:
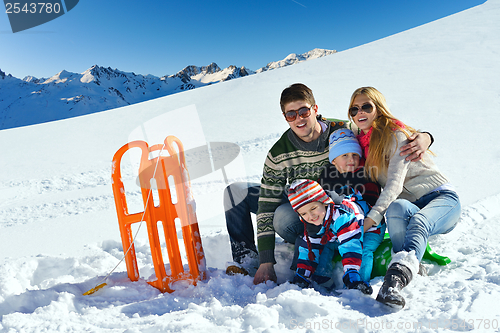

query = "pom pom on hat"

[288,179,333,212]
[329,129,362,163]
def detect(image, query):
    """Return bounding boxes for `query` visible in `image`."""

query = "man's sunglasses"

[349,103,374,117]
[283,106,313,122]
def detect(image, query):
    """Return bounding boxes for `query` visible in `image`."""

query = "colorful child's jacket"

[296,197,364,279]
[317,163,385,235]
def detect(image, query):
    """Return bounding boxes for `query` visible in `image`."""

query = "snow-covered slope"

[0,0,499,332]
[0,49,335,130]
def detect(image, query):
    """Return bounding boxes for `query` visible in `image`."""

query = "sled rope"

[84,143,166,296]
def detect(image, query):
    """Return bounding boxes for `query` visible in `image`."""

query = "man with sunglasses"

[224,83,433,284]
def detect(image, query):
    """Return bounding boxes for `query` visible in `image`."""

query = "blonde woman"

[348,87,461,308]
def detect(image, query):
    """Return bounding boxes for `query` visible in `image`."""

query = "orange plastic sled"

[111,136,206,293]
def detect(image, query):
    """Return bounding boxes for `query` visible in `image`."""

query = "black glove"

[325,190,345,204]
[292,273,311,288]
[312,274,336,291]
[342,269,373,295]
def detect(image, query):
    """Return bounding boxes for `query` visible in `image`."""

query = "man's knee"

[273,203,302,242]
[224,182,256,209]
[224,182,244,203]
[273,204,298,229]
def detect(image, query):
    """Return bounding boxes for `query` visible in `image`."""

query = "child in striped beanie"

[288,179,372,294]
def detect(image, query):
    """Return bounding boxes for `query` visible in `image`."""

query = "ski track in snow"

[0,134,278,228]
[0,169,129,227]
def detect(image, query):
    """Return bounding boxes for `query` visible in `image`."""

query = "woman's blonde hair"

[348,87,417,181]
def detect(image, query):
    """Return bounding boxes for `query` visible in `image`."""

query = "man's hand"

[253,262,277,285]
[363,217,375,232]
[400,132,432,162]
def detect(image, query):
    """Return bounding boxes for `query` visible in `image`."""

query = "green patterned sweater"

[256,117,353,264]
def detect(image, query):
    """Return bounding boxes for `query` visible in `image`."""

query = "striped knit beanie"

[288,179,333,212]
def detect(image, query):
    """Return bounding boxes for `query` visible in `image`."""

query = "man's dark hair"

[280,83,316,112]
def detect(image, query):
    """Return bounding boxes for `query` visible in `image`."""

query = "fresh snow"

[1,0,500,332]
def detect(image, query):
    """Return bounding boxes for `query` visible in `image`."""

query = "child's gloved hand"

[292,273,311,288]
[342,269,373,295]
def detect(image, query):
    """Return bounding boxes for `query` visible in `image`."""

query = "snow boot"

[376,251,419,309]
[376,263,412,308]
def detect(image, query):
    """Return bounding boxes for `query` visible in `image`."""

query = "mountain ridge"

[0,48,336,130]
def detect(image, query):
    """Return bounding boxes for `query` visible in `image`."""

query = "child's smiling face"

[297,201,327,226]
[332,152,360,173]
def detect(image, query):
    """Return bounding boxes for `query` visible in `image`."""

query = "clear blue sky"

[1,0,485,79]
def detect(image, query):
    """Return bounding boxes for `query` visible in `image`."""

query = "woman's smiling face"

[351,94,378,134]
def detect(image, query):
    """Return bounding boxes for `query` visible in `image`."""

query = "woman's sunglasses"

[349,103,374,117]
[283,106,313,122]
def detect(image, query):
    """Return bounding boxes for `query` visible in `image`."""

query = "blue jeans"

[359,222,387,282]
[224,182,303,263]
[386,190,461,261]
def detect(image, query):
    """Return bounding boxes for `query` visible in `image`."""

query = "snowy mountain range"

[0,48,336,130]
[255,48,336,73]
